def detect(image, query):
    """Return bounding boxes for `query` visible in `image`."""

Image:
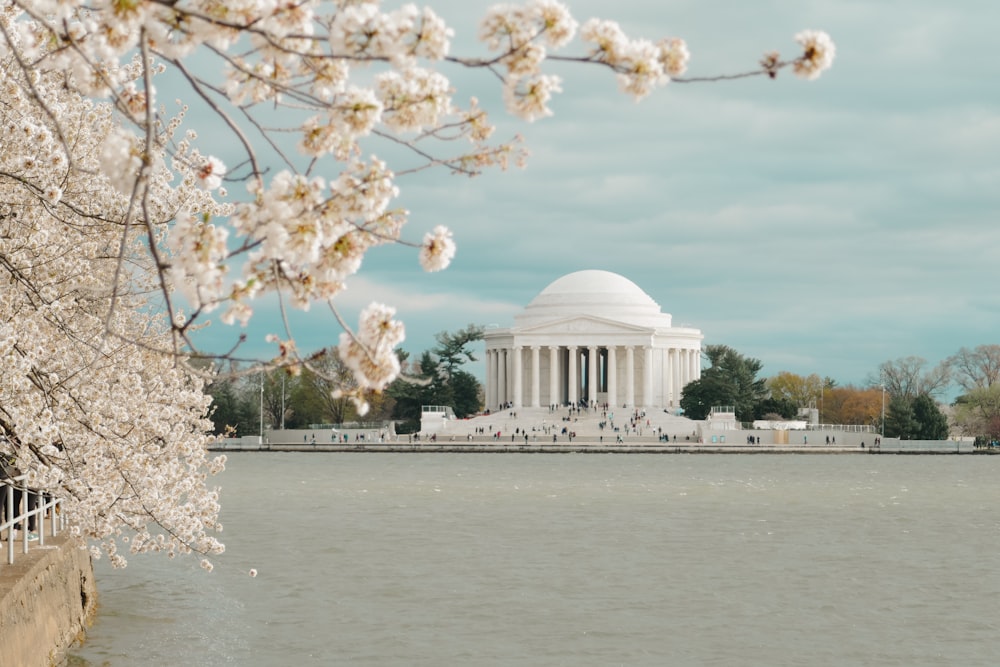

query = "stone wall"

[0,535,97,667]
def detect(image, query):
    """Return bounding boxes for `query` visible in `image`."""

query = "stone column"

[625,346,635,408]
[485,349,495,411]
[673,348,682,406]
[690,348,700,383]
[567,346,578,406]
[530,346,541,408]
[665,348,674,407]
[548,346,560,407]
[512,346,523,408]
[642,346,653,408]
[607,346,617,409]
[497,348,504,409]
[497,348,507,409]
[587,345,598,407]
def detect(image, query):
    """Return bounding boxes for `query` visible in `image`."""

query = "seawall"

[210,439,977,454]
[0,535,97,667]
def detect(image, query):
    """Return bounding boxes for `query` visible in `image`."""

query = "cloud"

[193,1,1000,397]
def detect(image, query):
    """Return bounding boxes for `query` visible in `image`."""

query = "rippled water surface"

[68,453,1000,666]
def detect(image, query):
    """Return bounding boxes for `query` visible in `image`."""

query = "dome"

[514,270,671,328]
[542,269,655,298]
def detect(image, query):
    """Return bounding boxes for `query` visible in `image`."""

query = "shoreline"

[209,441,985,455]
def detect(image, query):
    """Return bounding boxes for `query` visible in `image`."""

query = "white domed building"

[483,270,703,411]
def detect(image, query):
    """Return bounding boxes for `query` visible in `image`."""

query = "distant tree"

[680,345,767,421]
[677,377,725,421]
[258,347,399,427]
[387,326,484,424]
[766,372,824,408]
[285,371,329,428]
[204,376,258,437]
[299,348,360,425]
[952,385,1000,442]
[261,371,288,429]
[388,351,445,426]
[884,394,918,439]
[364,391,397,424]
[821,386,882,429]
[450,370,483,419]
[911,394,949,440]
[431,324,483,418]
[947,345,1000,393]
[435,325,485,377]
[753,397,799,421]
[884,393,947,439]
[260,368,329,429]
[873,356,950,399]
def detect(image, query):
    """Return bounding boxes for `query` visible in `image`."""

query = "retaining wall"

[0,535,97,667]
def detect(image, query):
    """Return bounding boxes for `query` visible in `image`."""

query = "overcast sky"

[198,1,1000,393]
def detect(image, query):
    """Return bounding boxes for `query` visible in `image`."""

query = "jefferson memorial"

[483,270,703,411]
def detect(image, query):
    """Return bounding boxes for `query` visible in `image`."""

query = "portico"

[484,270,703,411]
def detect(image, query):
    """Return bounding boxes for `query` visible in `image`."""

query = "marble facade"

[483,270,703,410]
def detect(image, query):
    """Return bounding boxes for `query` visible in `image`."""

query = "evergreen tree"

[911,393,949,440]
[387,351,444,429]
[884,393,948,440]
[434,325,485,377]
[205,376,260,437]
[884,394,918,439]
[680,345,767,421]
[753,397,799,420]
[450,370,483,419]
[387,326,484,427]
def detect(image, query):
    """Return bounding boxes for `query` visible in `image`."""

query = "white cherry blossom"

[419,225,456,272]
[0,0,834,567]
[793,30,836,80]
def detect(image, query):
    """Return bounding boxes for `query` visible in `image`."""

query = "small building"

[421,405,457,434]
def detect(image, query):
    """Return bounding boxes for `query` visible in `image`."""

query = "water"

[68,453,1000,666]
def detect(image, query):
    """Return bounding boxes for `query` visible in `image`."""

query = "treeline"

[206,332,1000,443]
[204,348,395,437]
[205,325,484,437]
[681,344,1000,441]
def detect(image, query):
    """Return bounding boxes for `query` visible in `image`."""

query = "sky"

[194,1,1000,394]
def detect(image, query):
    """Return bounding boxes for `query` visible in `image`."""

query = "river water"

[67,453,1000,666]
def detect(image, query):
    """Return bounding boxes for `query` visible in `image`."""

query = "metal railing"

[740,422,877,433]
[805,423,876,433]
[1,474,64,568]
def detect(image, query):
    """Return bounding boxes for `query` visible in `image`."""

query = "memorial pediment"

[516,315,651,336]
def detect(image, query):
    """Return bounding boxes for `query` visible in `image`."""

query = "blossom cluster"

[578,18,690,100]
[1,2,835,378]
[0,60,227,567]
[793,30,837,80]
[339,303,405,389]
[0,0,835,565]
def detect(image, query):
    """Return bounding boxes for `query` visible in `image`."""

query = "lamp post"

[259,372,264,441]
[281,374,286,430]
